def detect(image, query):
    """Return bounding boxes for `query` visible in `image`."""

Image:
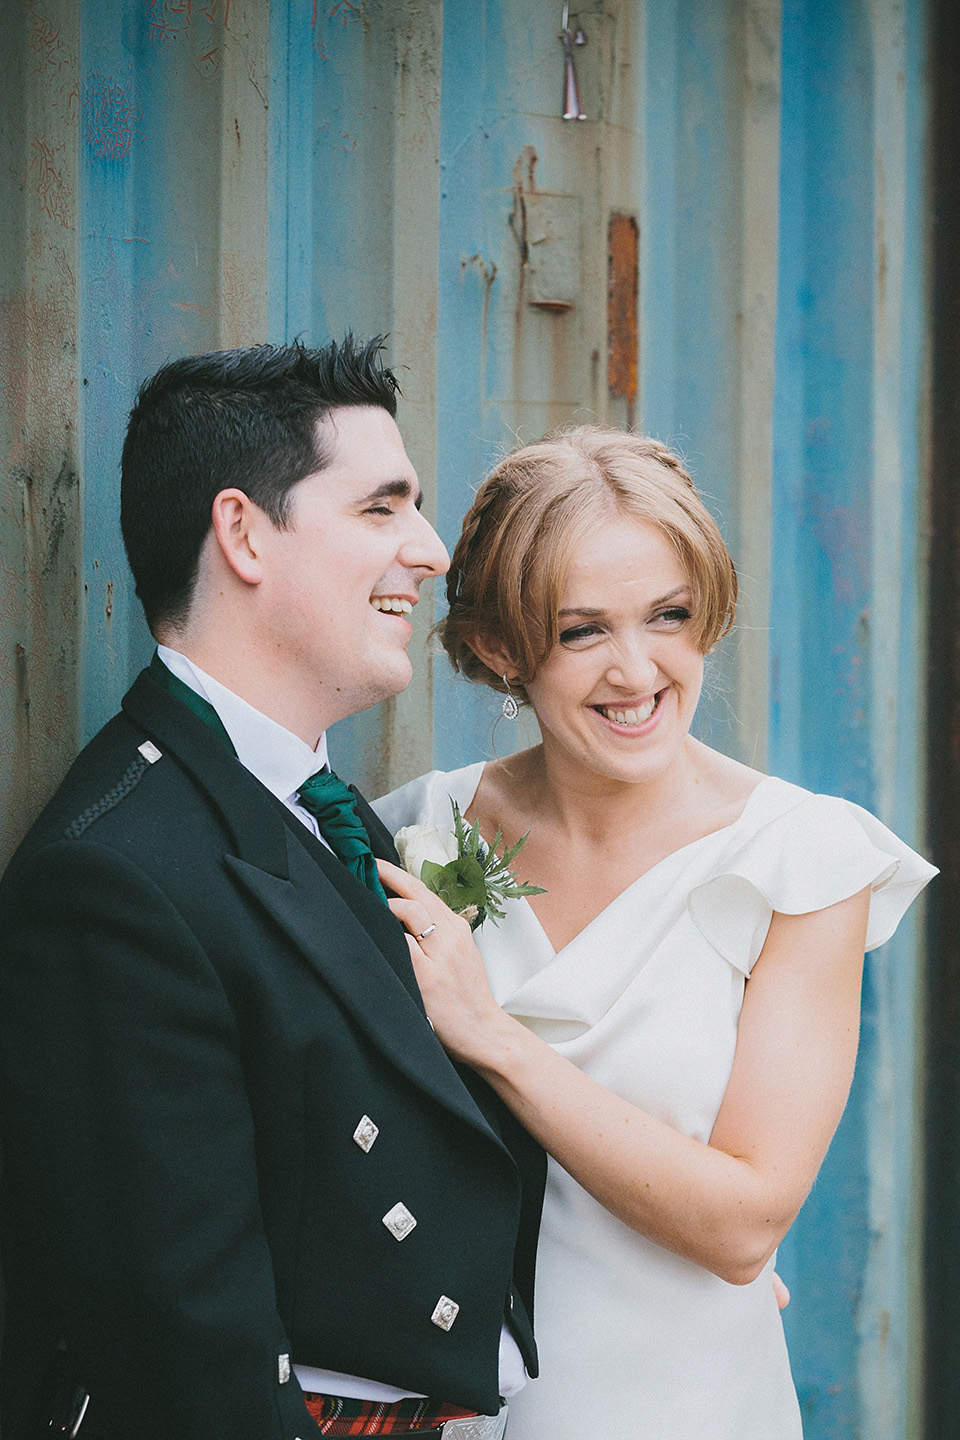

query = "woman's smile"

[591,690,665,732]
[524,518,704,788]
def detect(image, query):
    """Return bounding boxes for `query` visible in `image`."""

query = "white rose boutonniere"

[394,824,458,877]
[395,800,545,931]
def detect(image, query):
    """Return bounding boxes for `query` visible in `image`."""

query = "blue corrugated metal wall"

[0,2,933,1434]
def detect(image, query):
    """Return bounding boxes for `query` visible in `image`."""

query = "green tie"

[150,653,388,906]
[297,769,390,905]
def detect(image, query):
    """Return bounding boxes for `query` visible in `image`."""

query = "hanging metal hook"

[559,4,586,121]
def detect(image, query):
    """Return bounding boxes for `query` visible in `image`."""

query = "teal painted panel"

[771,1,929,1435]
[79,0,233,739]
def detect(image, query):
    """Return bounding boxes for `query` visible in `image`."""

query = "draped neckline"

[458,764,776,960]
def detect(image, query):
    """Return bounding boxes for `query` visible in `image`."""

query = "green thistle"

[419,800,546,930]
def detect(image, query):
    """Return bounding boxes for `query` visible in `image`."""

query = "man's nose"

[404,510,450,578]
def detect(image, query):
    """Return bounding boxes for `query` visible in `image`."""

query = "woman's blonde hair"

[439,426,738,701]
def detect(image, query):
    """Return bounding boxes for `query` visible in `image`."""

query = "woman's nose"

[606,640,659,693]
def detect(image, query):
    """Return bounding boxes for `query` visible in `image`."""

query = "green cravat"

[297,769,390,906]
[150,652,388,906]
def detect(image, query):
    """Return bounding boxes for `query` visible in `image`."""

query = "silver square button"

[431,1295,460,1331]
[278,1353,290,1384]
[353,1115,379,1152]
[382,1201,417,1241]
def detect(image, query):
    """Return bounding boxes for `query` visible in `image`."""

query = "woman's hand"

[376,858,519,1067]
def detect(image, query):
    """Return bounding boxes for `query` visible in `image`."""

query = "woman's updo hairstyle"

[439,426,738,703]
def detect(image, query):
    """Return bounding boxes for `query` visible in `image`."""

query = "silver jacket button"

[382,1202,417,1241]
[353,1115,379,1152]
[278,1353,290,1384]
[431,1295,460,1331]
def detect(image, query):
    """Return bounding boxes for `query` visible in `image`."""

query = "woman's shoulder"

[688,772,938,971]
[371,761,486,836]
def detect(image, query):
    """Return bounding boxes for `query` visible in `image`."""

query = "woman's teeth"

[370,597,413,614]
[597,697,658,726]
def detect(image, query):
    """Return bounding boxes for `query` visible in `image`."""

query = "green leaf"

[421,855,488,914]
[442,797,547,928]
[419,859,449,890]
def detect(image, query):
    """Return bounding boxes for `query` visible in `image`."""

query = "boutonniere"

[394,800,545,931]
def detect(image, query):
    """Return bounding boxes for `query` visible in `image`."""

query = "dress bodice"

[373,766,936,1439]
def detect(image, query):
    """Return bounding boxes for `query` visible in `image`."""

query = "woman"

[372,427,935,1439]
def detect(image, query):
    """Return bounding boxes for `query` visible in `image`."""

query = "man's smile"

[370,596,414,614]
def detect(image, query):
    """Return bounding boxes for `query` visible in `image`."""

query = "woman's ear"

[465,633,518,682]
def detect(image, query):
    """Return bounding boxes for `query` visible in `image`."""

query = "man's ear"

[209,489,266,586]
[465,632,518,682]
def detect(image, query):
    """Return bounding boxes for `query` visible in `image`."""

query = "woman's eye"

[559,623,603,644]
[654,606,691,628]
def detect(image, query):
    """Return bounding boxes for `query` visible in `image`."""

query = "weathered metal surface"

[769,4,930,1437]
[924,0,960,1433]
[78,0,270,745]
[0,0,81,868]
[0,3,938,1435]
[607,212,639,423]
[266,0,446,797]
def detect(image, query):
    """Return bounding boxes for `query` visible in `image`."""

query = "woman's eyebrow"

[558,585,693,619]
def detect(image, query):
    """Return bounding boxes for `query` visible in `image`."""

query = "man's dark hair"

[120,335,399,632]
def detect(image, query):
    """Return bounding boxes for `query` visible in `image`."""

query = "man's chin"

[344,659,414,717]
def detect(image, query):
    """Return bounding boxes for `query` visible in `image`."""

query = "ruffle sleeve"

[687,788,937,976]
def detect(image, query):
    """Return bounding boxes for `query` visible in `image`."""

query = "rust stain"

[608,213,639,423]
[145,0,194,47]
[460,253,498,393]
[25,1,72,79]
[509,146,539,323]
[14,645,27,707]
[83,74,141,162]
[0,272,77,469]
[27,135,72,228]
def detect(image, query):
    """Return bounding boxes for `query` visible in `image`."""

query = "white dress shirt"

[155,649,527,1403]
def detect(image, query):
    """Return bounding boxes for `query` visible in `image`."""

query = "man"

[0,339,544,1439]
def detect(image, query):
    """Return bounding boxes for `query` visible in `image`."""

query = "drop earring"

[501,675,520,721]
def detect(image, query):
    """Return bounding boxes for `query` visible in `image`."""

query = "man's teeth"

[598,698,657,726]
[370,597,413,614]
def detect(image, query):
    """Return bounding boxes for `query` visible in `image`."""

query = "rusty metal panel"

[924,0,960,1432]
[78,0,269,744]
[607,211,639,423]
[266,0,446,797]
[0,0,81,867]
[0,5,939,1436]
[769,2,931,1436]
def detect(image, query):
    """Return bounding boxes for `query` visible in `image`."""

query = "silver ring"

[416,924,437,940]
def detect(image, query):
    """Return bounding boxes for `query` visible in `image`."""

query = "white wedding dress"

[373,766,936,1440]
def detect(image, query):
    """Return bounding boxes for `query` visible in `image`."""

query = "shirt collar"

[156,646,329,805]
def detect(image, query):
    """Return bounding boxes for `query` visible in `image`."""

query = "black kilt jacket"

[0,666,545,1440]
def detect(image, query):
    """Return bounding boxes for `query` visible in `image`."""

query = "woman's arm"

[378,858,869,1284]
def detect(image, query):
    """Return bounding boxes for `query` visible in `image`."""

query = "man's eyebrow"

[358,478,424,509]
[557,585,693,618]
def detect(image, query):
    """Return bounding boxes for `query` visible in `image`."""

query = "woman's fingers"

[387,897,437,942]
[377,857,434,902]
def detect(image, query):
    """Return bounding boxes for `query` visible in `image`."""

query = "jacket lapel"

[224,837,512,1146]
[121,668,511,1153]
